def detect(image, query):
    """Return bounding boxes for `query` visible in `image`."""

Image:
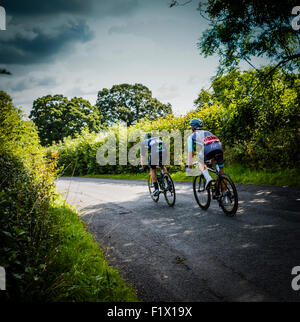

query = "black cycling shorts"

[148,151,168,169]
[204,142,224,167]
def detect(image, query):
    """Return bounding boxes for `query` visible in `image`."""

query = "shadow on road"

[57,177,300,301]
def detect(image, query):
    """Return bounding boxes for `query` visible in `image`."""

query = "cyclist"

[186,118,229,203]
[140,133,169,197]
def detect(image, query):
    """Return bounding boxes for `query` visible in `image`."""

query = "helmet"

[189,118,203,130]
[144,132,152,140]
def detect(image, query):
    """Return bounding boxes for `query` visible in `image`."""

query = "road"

[56,177,300,302]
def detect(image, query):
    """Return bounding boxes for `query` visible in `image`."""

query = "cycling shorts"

[149,151,168,169]
[198,142,224,167]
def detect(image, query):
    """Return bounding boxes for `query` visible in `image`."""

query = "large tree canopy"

[96,83,172,126]
[171,0,300,74]
[30,95,102,146]
[193,67,300,168]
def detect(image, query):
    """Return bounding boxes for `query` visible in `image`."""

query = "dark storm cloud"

[1,0,140,18]
[0,0,141,65]
[0,20,94,64]
[1,0,93,16]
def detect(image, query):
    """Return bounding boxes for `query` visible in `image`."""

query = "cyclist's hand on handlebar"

[138,166,144,173]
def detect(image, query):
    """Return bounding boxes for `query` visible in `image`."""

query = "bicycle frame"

[192,159,238,216]
[147,165,176,206]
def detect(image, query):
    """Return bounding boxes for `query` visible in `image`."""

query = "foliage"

[0,69,11,75]
[196,0,300,74]
[29,95,102,146]
[0,92,138,301]
[194,67,300,168]
[45,198,138,302]
[96,83,172,126]
[49,67,299,181]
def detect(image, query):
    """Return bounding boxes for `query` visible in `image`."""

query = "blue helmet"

[189,118,203,130]
[144,132,152,140]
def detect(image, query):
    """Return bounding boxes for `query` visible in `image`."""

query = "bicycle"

[146,166,176,207]
[191,160,238,216]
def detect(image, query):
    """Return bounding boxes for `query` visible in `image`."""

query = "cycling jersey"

[187,130,224,167]
[141,137,168,168]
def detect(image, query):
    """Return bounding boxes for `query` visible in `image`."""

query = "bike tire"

[148,174,159,202]
[162,173,176,207]
[193,174,211,210]
[218,174,238,216]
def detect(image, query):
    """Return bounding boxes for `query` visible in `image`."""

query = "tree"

[0,69,11,75]
[29,95,102,146]
[0,91,40,153]
[193,67,300,167]
[172,0,300,74]
[96,83,172,126]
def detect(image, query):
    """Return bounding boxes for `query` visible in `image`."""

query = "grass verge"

[47,197,139,302]
[83,163,300,187]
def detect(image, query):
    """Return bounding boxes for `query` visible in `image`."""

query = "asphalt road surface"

[56,177,300,302]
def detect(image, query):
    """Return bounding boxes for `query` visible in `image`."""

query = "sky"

[0,0,265,117]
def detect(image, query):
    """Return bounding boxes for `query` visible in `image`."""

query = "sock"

[154,182,159,190]
[202,169,212,183]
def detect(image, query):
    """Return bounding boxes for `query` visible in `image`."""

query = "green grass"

[47,197,139,302]
[84,172,148,180]
[83,163,300,187]
[223,163,300,187]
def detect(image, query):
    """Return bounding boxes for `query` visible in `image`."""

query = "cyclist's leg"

[199,148,213,188]
[148,155,158,182]
[197,161,207,172]
[150,167,158,183]
[149,154,159,195]
[158,150,168,175]
[214,151,226,191]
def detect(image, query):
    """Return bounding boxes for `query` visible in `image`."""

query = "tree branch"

[169,0,192,8]
[0,69,11,75]
[249,54,300,97]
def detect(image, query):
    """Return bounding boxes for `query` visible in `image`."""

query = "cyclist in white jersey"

[186,118,229,202]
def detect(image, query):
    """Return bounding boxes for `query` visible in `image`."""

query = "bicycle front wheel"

[162,173,176,207]
[218,174,238,216]
[193,175,210,210]
[148,174,159,202]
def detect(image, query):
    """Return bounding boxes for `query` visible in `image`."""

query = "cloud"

[1,0,94,16]
[156,84,179,100]
[10,76,56,92]
[0,20,94,64]
[2,0,140,18]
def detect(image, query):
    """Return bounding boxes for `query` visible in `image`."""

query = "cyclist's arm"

[187,135,194,168]
[188,151,194,168]
[140,142,146,168]
[140,155,145,168]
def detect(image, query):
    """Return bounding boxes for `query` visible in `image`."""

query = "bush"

[0,92,138,301]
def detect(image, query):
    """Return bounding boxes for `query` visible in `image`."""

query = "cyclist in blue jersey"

[186,119,229,203]
[140,133,169,197]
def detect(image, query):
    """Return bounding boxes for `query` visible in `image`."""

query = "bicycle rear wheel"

[148,174,159,202]
[193,175,210,210]
[218,174,238,216]
[162,173,176,207]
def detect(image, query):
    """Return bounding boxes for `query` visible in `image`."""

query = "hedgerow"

[48,68,300,175]
[0,91,138,301]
